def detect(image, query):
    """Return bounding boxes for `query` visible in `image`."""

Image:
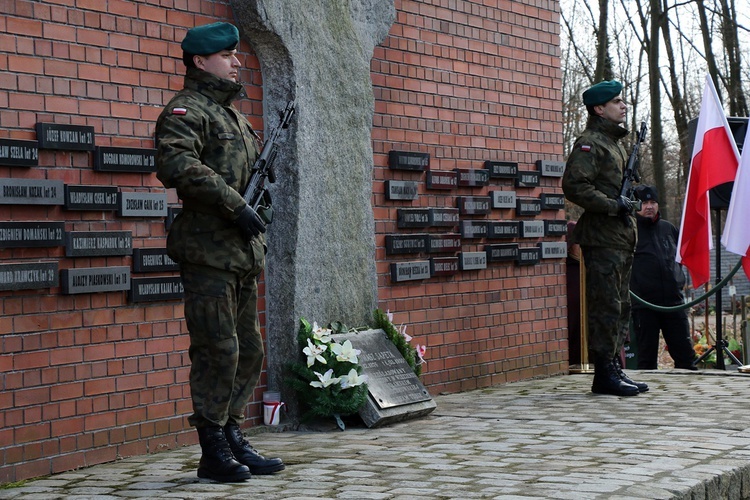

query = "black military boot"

[196,426,252,482]
[613,356,649,392]
[591,358,639,396]
[224,423,285,475]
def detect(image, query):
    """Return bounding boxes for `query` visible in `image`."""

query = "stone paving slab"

[3,370,750,499]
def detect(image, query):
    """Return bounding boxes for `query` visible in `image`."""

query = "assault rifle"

[242,100,296,222]
[620,121,648,222]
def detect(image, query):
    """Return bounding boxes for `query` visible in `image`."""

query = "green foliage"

[372,308,422,377]
[286,318,368,422]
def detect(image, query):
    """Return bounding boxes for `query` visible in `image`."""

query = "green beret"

[582,80,623,106]
[181,22,239,56]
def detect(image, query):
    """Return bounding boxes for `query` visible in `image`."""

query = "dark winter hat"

[582,80,623,106]
[181,22,239,56]
[635,185,659,203]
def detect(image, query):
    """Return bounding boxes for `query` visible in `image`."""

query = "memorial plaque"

[460,220,488,239]
[333,329,433,410]
[385,234,427,255]
[0,138,38,167]
[521,220,545,238]
[0,262,58,291]
[516,197,542,216]
[430,256,459,276]
[426,170,457,190]
[390,260,431,282]
[0,222,64,248]
[455,168,490,187]
[545,219,568,236]
[166,206,181,230]
[539,241,568,259]
[132,247,179,273]
[457,196,491,215]
[129,276,184,303]
[65,231,132,257]
[385,180,419,201]
[428,208,459,227]
[118,191,168,217]
[488,221,519,239]
[397,208,431,229]
[459,251,488,270]
[515,170,541,188]
[60,266,131,294]
[427,233,461,254]
[485,160,518,179]
[388,150,429,171]
[36,123,95,151]
[517,247,541,266]
[540,193,566,210]
[64,185,119,211]
[491,190,517,209]
[0,178,64,205]
[94,146,156,173]
[537,159,566,177]
[486,243,519,263]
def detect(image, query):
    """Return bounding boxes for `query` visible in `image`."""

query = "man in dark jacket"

[155,22,284,482]
[631,185,698,370]
[563,80,648,397]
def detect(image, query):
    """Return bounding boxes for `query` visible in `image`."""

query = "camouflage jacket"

[155,67,265,274]
[562,115,636,250]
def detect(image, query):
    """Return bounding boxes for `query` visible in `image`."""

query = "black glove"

[617,195,633,215]
[235,204,266,240]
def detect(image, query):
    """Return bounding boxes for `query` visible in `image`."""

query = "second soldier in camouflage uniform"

[563,80,648,397]
[155,22,284,482]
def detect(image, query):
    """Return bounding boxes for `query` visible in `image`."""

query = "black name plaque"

[457,196,491,215]
[385,234,427,255]
[428,208,459,227]
[540,193,565,210]
[0,139,38,167]
[132,248,179,273]
[516,198,542,216]
[516,170,541,188]
[488,221,519,239]
[545,220,569,236]
[0,262,58,291]
[517,247,541,266]
[484,160,518,179]
[460,220,488,239]
[64,185,119,211]
[427,233,461,254]
[430,256,459,276]
[455,168,489,187]
[65,231,133,257]
[426,170,457,190]
[388,150,429,171]
[0,222,64,248]
[94,146,156,173]
[486,243,519,262]
[36,123,95,151]
[129,276,184,303]
[397,209,431,229]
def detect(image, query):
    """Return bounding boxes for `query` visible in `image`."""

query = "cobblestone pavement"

[4,370,750,499]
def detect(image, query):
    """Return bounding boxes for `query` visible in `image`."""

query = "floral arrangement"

[372,308,426,376]
[286,319,368,429]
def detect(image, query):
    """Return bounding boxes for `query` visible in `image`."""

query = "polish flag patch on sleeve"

[580,144,591,152]
[172,107,187,115]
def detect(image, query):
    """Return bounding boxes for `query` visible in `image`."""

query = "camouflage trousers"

[181,263,265,428]
[582,246,634,361]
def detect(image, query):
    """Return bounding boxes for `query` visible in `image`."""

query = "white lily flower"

[302,338,327,367]
[386,309,394,322]
[400,324,412,343]
[309,368,341,388]
[311,321,333,343]
[340,368,368,389]
[330,339,360,364]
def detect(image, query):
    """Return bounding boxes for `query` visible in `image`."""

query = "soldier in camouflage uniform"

[562,80,648,397]
[155,22,284,482]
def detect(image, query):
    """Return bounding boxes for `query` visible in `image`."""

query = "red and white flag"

[721,121,750,280]
[676,76,740,287]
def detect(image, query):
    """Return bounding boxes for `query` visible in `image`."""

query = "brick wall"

[372,0,567,393]
[0,0,566,484]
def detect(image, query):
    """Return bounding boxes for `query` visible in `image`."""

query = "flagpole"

[715,208,725,370]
